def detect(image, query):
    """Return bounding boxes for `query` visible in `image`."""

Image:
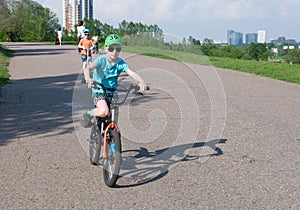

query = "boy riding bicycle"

[78,29,94,70]
[81,33,147,128]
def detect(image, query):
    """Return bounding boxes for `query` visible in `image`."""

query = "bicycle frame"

[101,97,120,159]
[92,82,139,159]
[102,121,120,159]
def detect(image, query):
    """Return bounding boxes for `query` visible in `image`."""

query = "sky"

[35,0,300,42]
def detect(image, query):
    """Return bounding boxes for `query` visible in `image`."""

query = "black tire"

[89,125,101,165]
[103,129,122,187]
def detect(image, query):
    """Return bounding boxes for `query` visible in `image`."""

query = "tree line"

[61,18,165,43]
[0,0,59,42]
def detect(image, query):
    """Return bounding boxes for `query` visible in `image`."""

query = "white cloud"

[175,0,270,20]
[94,0,177,24]
[144,0,176,22]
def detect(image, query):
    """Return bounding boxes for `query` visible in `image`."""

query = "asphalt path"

[0,42,299,209]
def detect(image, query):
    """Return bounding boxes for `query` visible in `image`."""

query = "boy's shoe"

[81,113,93,128]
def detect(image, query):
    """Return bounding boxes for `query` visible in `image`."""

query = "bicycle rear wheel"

[89,125,101,165]
[103,129,122,187]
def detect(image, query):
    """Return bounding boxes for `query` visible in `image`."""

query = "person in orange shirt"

[78,29,94,70]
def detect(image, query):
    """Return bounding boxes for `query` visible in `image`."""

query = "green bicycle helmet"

[105,34,121,46]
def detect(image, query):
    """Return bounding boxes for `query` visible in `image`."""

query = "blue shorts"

[81,55,92,62]
[93,93,114,106]
[93,95,105,105]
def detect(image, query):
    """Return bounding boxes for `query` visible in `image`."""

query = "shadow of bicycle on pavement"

[115,138,227,188]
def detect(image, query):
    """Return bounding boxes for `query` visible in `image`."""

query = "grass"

[209,57,300,84]
[123,45,300,85]
[123,46,211,65]
[0,45,12,94]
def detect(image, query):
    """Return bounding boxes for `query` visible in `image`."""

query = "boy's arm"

[89,41,94,50]
[84,63,96,88]
[126,68,146,92]
[78,40,82,48]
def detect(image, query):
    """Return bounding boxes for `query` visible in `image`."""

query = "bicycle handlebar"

[78,46,93,50]
[91,81,149,105]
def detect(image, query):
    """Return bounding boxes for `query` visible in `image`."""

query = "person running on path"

[77,20,85,52]
[57,27,63,45]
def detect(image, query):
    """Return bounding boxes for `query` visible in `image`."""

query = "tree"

[4,0,59,41]
[151,24,163,41]
[247,43,268,61]
[188,36,201,46]
[201,38,217,55]
[0,1,11,40]
[84,18,104,38]
[0,1,11,31]
[284,49,300,64]
[209,45,245,59]
[118,20,129,36]
[102,23,115,38]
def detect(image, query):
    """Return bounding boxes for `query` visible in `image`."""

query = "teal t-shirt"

[92,55,129,95]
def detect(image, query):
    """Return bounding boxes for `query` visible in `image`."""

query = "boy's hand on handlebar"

[138,81,147,92]
[85,77,93,88]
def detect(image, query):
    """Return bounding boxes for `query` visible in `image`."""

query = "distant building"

[227,30,243,46]
[270,36,298,46]
[63,0,93,34]
[245,33,258,45]
[276,36,286,45]
[82,0,93,20]
[257,30,266,43]
[286,39,297,45]
[270,39,277,45]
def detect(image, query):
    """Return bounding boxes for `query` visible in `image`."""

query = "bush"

[208,45,245,59]
[122,34,164,48]
[284,49,300,64]
[247,43,267,61]
[0,32,10,42]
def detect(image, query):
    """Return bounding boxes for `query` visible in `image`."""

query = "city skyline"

[35,0,300,43]
[226,29,299,45]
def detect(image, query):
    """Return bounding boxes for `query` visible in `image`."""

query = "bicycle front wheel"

[89,125,101,165]
[103,129,122,187]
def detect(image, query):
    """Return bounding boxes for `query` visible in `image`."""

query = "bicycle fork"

[102,122,120,159]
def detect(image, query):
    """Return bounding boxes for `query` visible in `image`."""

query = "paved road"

[0,42,299,209]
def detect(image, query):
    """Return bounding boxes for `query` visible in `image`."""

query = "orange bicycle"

[88,81,149,187]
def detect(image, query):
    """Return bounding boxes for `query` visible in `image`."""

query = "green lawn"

[209,57,300,84]
[123,45,300,85]
[0,45,12,94]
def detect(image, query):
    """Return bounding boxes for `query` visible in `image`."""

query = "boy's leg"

[87,56,92,65]
[81,97,109,128]
[82,61,87,70]
[81,55,87,69]
[93,99,109,117]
